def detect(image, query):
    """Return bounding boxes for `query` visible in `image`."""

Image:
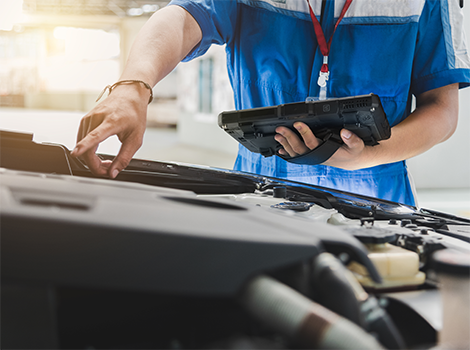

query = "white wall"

[406,99,470,189]
[176,45,239,155]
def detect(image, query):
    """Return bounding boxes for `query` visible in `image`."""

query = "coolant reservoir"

[348,242,425,290]
[432,249,470,349]
[334,220,426,290]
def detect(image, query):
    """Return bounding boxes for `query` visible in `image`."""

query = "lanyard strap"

[306,0,353,73]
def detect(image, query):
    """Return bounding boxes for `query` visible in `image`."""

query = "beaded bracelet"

[95,80,154,104]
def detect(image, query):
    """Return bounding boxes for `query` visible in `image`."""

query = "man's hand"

[275,122,371,170]
[275,84,459,170]
[71,85,148,178]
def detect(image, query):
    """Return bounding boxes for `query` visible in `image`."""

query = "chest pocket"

[339,0,425,22]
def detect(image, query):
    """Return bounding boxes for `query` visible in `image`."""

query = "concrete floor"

[1,107,469,218]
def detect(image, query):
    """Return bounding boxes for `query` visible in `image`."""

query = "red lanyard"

[306,0,353,86]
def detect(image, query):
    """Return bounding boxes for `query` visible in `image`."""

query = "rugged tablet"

[218,94,391,165]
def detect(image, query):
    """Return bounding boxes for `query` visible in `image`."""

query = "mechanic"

[71,0,470,206]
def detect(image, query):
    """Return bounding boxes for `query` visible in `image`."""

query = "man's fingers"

[76,116,89,144]
[72,122,115,158]
[77,118,84,143]
[79,148,112,177]
[275,128,306,157]
[275,124,319,157]
[275,134,297,157]
[74,108,110,151]
[108,135,143,178]
[341,129,364,151]
[294,122,320,150]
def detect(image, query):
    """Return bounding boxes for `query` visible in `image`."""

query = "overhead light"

[142,4,159,13]
[127,7,143,16]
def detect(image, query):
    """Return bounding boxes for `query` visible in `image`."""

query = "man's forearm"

[363,83,459,168]
[119,5,202,87]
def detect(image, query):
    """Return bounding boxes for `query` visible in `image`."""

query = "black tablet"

[218,94,391,164]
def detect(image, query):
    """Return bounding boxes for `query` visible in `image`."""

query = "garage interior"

[0,0,469,217]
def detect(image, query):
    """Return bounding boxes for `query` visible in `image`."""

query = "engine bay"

[1,130,469,349]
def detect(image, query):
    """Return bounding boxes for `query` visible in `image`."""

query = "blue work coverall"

[169,0,470,205]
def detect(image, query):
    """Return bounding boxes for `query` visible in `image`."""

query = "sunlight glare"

[0,0,24,31]
[52,26,120,61]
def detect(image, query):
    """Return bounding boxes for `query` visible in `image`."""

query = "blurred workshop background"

[0,0,469,217]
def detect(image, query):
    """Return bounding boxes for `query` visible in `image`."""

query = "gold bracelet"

[96,80,154,104]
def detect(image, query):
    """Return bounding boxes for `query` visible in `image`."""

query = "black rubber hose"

[361,297,407,350]
[239,275,385,349]
[311,253,367,326]
[311,253,406,349]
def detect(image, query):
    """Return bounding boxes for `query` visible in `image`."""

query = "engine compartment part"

[432,249,470,349]
[239,275,385,349]
[348,243,426,290]
[1,168,383,295]
[310,253,405,349]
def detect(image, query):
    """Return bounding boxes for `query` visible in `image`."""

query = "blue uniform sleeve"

[411,0,470,95]
[167,0,238,61]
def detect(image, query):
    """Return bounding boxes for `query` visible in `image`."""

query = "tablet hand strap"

[278,132,343,165]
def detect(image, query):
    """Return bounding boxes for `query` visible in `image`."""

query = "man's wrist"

[96,80,153,104]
